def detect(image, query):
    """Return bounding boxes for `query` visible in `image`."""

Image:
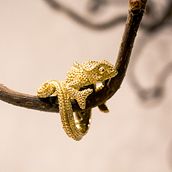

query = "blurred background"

[0,0,172,171]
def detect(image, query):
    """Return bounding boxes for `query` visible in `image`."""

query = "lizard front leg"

[95,81,109,113]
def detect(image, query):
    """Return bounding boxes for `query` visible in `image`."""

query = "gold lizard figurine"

[37,60,117,141]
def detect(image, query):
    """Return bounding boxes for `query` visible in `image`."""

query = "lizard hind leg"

[66,86,93,109]
[73,89,93,109]
[75,89,93,109]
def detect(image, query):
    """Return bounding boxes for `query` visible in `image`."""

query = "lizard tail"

[56,81,91,141]
[37,80,57,98]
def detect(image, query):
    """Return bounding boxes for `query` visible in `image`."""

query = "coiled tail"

[56,81,91,141]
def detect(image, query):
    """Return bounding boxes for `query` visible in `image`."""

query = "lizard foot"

[75,89,93,109]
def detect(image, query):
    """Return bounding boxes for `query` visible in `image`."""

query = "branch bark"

[0,0,147,113]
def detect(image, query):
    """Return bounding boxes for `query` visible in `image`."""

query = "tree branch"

[43,0,127,30]
[141,0,172,32]
[43,0,172,32]
[0,0,147,113]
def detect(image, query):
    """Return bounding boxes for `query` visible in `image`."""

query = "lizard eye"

[99,66,105,74]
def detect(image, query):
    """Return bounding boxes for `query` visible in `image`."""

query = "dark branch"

[43,0,172,32]
[43,0,126,30]
[0,84,59,112]
[141,0,172,32]
[0,0,147,113]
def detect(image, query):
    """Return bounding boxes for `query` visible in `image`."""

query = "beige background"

[0,1,172,172]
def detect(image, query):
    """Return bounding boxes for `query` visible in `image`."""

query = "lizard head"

[83,60,117,83]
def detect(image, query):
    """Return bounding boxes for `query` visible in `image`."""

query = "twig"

[141,0,172,32]
[43,0,172,32]
[43,0,126,30]
[127,0,172,102]
[0,0,147,113]
[129,59,172,102]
